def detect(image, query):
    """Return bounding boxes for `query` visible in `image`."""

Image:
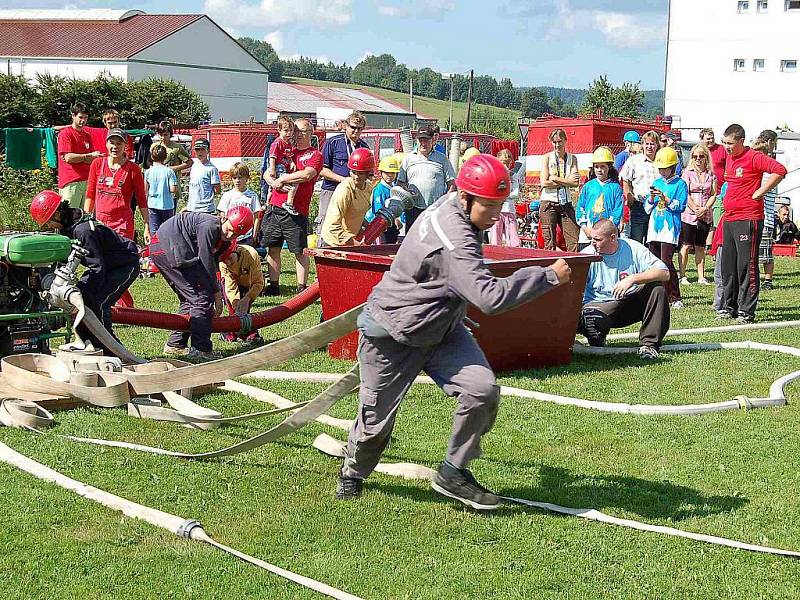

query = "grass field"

[284,76,521,127]
[2,255,800,599]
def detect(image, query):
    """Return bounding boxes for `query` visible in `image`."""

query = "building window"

[738,0,750,11]
[781,59,798,71]
[758,0,768,10]
[734,58,746,71]
[786,0,800,9]
[753,59,766,71]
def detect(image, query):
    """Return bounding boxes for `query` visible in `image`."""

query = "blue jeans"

[148,208,175,234]
[627,203,650,244]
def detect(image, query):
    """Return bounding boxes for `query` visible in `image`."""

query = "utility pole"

[448,74,454,131]
[465,69,474,131]
[409,78,413,113]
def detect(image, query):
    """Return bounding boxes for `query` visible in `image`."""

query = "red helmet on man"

[30,190,64,225]
[455,154,511,201]
[348,148,375,172]
[226,205,254,235]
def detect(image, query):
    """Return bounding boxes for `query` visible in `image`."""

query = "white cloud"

[540,0,663,48]
[377,5,404,16]
[375,0,455,17]
[263,30,284,53]
[284,53,332,64]
[204,0,353,28]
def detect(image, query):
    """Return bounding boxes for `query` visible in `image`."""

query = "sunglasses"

[691,154,706,159]
[347,123,364,131]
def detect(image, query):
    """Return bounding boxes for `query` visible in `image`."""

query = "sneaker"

[762,279,774,291]
[296,284,308,294]
[697,277,710,285]
[218,332,237,343]
[716,310,735,320]
[282,202,299,216]
[671,300,685,309]
[262,281,280,297]
[679,277,691,285]
[243,332,264,346]
[638,345,660,360]
[335,476,363,500]
[185,347,217,361]
[431,462,501,511]
[735,314,755,324]
[163,344,187,356]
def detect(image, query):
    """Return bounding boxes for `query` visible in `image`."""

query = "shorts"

[759,227,774,264]
[59,180,88,209]
[679,220,710,247]
[261,205,308,254]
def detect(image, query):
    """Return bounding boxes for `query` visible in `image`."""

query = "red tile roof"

[0,14,204,59]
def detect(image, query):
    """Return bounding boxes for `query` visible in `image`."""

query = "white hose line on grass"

[592,319,800,343]
[311,433,800,559]
[247,340,800,416]
[0,441,363,600]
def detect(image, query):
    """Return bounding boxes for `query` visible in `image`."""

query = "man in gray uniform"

[337,154,572,510]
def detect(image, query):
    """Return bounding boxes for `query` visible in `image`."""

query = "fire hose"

[111,186,415,334]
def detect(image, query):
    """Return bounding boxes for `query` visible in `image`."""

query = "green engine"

[0,232,73,356]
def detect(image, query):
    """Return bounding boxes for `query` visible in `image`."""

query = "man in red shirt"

[700,128,727,193]
[261,118,323,295]
[57,103,100,209]
[719,123,786,322]
[86,109,136,158]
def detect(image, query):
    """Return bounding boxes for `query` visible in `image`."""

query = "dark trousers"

[404,206,426,234]
[627,203,650,244]
[721,219,763,318]
[152,258,215,352]
[77,261,139,352]
[342,324,500,479]
[539,200,580,252]
[579,282,670,348]
[648,241,680,302]
[382,225,400,244]
[148,208,175,235]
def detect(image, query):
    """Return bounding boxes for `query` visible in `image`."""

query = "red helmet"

[455,154,511,202]
[226,205,254,235]
[348,148,375,172]
[30,190,64,225]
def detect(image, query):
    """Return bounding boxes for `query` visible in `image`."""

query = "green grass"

[284,76,521,127]
[2,256,800,599]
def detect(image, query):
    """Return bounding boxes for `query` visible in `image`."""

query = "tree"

[237,37,283,82]
[127,78,209,127]
[581,75,645,118]
[0,75,37,127]
[496,78,515,109]
[519,88,552,119]
[352,54,398,87]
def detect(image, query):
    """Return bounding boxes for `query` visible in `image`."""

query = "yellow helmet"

[463,147,480,161]
[653,147,679,169]
[591,146,614,164]
[378,154,402,173]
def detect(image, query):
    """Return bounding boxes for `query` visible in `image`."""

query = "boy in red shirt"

[719,123,786,322]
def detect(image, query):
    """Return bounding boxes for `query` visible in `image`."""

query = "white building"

[0,9,269,122]
[665,0,800,137]
[665,0,800,217]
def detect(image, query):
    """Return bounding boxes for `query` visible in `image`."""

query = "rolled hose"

[110,199,408,333]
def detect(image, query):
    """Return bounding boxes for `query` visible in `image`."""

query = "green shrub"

[0,154,57,231]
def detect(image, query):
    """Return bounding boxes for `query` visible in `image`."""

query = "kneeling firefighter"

[30,190,140,352]
[150,206,254,360]
[337,154,573,510]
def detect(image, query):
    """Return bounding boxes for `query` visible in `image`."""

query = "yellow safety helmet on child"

[653,147,679,169]
[591,146,614,164]
[378,155,402,173]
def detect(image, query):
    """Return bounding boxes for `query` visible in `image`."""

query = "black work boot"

[431,462,501,510]
[262,281,280,296]
[335,475,363,500]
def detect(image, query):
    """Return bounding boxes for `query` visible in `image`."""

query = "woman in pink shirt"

[679,144,716,284]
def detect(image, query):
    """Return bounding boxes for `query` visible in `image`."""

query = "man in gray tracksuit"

[337,154,572,510]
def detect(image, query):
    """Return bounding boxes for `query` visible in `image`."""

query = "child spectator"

[576,146,624,250]
[711,182,728,314]
[753,133,779,290]
[366,154,403,243]
[644,146,688,308]
[217,162,263,246]
[145,144,178,234]
[269,116,299,216]
[774,205,799,244]
[320,148,375,247]
[489,149,522,247]
[218,242,265,346]
[187,139,220,213]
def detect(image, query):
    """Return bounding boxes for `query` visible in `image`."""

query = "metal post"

[448,75,454,131]
[409,78,414,113]
[465,69,474,131]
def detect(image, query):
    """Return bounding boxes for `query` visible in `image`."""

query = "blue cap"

[623,130,641,143]
[529,200,541,212]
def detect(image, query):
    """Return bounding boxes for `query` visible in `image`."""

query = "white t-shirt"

[187,160,220,213]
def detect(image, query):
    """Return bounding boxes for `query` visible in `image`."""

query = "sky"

[2,0,669,89]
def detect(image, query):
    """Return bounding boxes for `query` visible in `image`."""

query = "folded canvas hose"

[581,318,800,344]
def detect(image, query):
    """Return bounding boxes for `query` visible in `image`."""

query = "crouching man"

[579,219,670,359]
[336,155,572,510]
